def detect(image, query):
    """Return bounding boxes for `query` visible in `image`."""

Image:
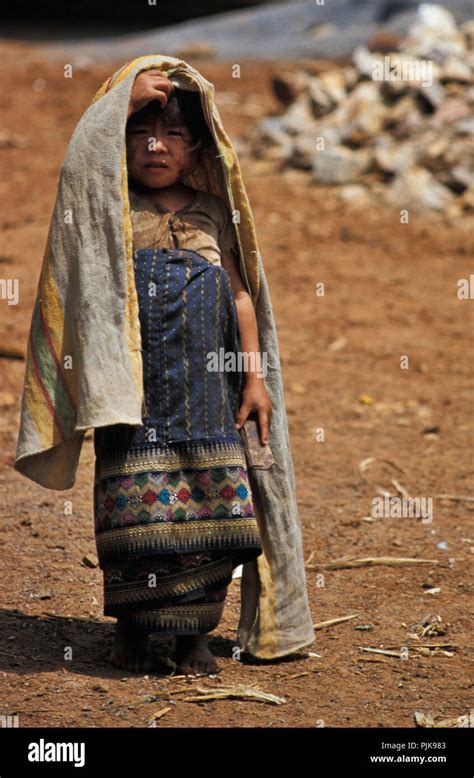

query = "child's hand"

[127,69,175,118]
[234,380,272,446]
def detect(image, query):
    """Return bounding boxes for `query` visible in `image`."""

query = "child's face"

[126,115,198,189]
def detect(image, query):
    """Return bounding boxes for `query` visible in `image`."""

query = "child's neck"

[130,178,196,212]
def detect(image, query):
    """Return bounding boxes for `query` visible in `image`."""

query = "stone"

[318,70,347,104]
[353,45,384,79]
[312,146,371,185]
[272,70,312,106]
[461,20,474,51]
[345,101,388,143]
[308,77,334,116]
[280,95,319,135]
[387,167,455,211]
[412,80,446,110]
[339,184,372,206]
[368,30,404,54]
[342,67,359,91]
[417,134,451,173]
[444,137,474,170]
[336,82,389,142]
[434,96,471,124]
[392,108,426,139]
[289,135,321,170]
[450,165,474,189]
[440,56,472,82]
[374,138,418,174]
[455,116,474,136]
[249,116,293,162]
[386,95,424,139]
[459,186,474,211]
[401,3,466,61]
[289,127,342,169]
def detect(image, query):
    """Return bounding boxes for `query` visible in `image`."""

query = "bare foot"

[173,634,220,675]
[109,619,155,673]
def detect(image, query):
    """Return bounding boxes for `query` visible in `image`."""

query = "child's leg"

[173,634,220,675]
[109,616,155,673]
[172,584,229,674]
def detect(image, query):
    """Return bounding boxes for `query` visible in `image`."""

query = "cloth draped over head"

[13,55,315,660]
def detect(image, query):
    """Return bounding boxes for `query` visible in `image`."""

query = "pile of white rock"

[248,4,474,216]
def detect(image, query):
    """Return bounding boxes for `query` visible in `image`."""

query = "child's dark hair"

[127,88,215,158]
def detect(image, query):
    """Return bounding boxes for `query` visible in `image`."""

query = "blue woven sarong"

[93,248,262,635]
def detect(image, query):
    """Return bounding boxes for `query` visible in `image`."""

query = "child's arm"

[221,250,272,445]
[127,69,175,118]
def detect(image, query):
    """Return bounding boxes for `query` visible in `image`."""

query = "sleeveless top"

[129,186,239,266]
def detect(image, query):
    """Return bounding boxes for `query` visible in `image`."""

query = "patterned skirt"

[93,247,262,635]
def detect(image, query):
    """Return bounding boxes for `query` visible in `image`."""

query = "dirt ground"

[0,46,473,729]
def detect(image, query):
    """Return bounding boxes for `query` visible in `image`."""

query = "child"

[14,56,315,676]
[95,69,270,675]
